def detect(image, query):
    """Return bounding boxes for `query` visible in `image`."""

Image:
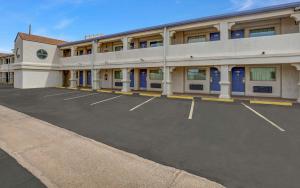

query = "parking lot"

[0,87,299,188]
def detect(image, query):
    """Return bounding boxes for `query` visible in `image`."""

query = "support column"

[298,73,300,103]
[133,68,139,90]
[219,65,231,99]
[121,68,131,92]
[69,70,77,88]
[292,64,300,103]
[291,13,300,31]
[215,22,235,41]
[163,67,174,96]
[92,69,100,90]
[83,70,87,87]
[122,37,128,51]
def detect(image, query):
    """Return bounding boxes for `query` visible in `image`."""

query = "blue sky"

[0,0,299,52]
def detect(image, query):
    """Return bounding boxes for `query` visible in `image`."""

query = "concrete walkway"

[0,105,224,188]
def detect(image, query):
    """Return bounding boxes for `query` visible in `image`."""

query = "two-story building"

[0,53,14,85]
[11,2,300,102]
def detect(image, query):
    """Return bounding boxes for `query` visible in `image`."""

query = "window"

[114,70,122,79]
[15,48,21,58]
[231,30,245,39]
[87,49,92,54]
[114,46,123,51]
[150,41,163,47]
[187,35,206,43]
[63,49,71,57]
[249,27,276,38]
[187,68,206,80]
[36,49,48,60]
[210,32,220,41]
[250,67,276,81]
[77,50,84,56]
[140,41,147,48]
[129,42,135,49]
[149,69,163,80]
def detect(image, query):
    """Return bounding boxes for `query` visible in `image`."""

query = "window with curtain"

[187,35,206,43]
[149,69,163,80]
[250,67,276,81]
[114,70,122,79]
[150,41,163,47]
[249,27,276,38]
[187,69,206,80]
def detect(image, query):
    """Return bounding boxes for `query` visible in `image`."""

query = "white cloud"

[230,0,299,11]
[54,18,74,30]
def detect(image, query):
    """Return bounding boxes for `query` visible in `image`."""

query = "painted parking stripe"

[188,100,195,120]
[90,95,122,106]
[129,97,156,111]
[44,91,79,98]
[64,93,98,101]
[241,103,285,132]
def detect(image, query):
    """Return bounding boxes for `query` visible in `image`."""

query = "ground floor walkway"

[0,104,223,188]
[62,63,300,102]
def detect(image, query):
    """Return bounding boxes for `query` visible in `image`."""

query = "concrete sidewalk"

[0,105,224,188]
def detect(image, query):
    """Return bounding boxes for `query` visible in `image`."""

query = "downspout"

[163,27,168,95]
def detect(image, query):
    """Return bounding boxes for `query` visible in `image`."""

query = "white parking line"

[64,93,98,101]
[44,91,78,98]
[241,103,285,132]
[188,100,195,120]
[129,97,156,111]
[90,95,122,106]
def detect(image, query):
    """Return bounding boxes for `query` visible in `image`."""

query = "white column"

[215,22,235,41]
[291,13,300,31]
[121,68,131,92]
[122,37,128,51]
[219,65,231,99]
[69,70,77,88]
[83,70,87,87]
[9,72,13,84]
[297,72,300,103]
[133,68,139,90]
[163,67,174,96]
[71,46,76,56]
[92,69,100,90]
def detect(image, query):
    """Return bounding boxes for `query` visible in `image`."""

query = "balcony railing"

[94,46,164,64]
[59,33,300,66]
[168,33,300,59]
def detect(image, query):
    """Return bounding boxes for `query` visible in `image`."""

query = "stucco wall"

[14,36,23,63]
[281,64,299,99]
[172,67,184,93]
[184,67,210,94]
[14,70,62,89]
[100,69,113,89]
[245,65,281,97]
[23,40,59,64]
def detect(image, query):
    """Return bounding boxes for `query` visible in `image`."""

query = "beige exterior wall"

[282,64,299,99]
[172,67,184,93]
[184,67,210,94]
[245,65,281,97]
[100,69,113,89]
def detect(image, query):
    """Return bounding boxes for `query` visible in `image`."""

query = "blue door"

[139,69,147,89]
[130,70,134,88]
[79,71,83,86]
[232,67,245,93]
[87,71,91,86]
[210,68,220,91]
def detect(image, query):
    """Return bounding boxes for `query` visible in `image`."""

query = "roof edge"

[58,1,300,47]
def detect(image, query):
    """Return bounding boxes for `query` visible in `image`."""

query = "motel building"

[0,53,14,86]
[3,2,300,102]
